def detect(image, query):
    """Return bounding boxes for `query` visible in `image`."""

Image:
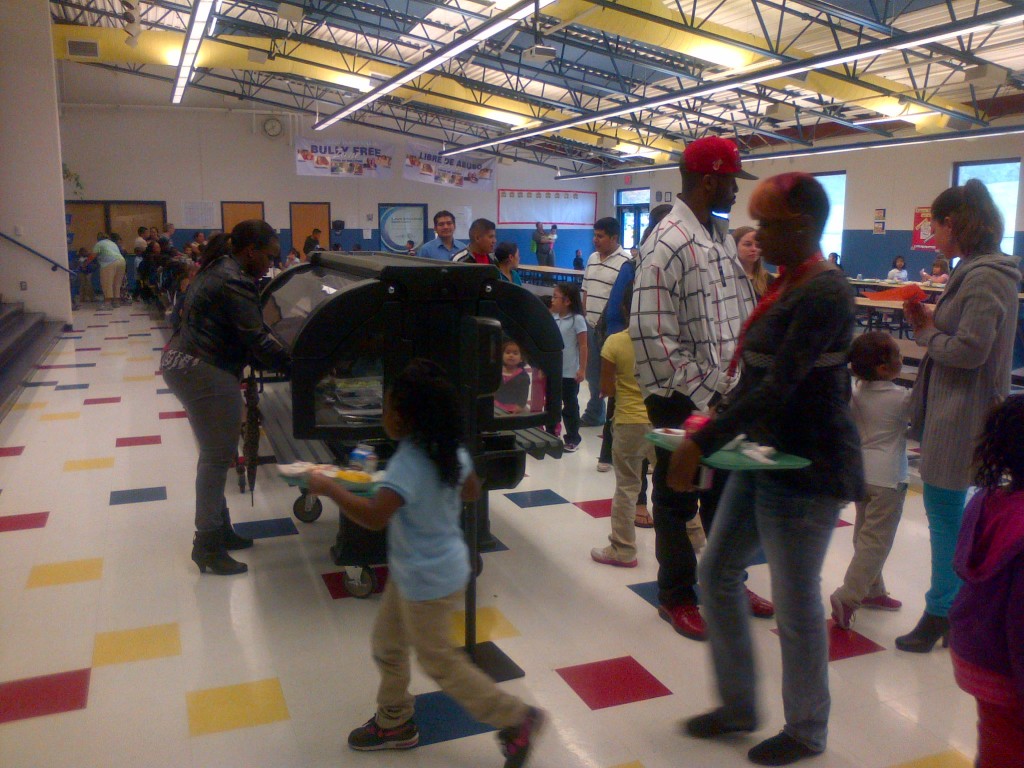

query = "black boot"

[221,508,253,551]
[191,530,248,575]
[894,611,948,653]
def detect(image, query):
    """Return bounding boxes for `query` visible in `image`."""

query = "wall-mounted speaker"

[331,219,345,232]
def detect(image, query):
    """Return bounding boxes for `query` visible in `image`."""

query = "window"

[954,159,1020,255]
[814,172,846,261]
[616,188,650,249]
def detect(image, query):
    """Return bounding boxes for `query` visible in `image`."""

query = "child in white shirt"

[831,332,911,628]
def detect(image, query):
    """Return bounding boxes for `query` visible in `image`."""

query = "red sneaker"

[590,547,638,568]
[746,588,775,619]
[658,603,707,641]
[861,594,902,611]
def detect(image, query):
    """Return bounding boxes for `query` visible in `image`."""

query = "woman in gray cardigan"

[899,179,1022,652]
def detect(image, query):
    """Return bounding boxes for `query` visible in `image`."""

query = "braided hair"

[389,359,464,487]
[974,394,1024,492]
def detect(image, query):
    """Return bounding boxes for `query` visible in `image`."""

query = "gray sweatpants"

[161,357,242,532]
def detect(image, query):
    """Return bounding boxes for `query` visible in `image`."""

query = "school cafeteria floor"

[0,303,975,768]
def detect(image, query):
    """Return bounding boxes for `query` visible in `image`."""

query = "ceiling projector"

[524,44,557,62]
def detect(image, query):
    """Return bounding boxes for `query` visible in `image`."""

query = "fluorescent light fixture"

[314,0,556,130]
[855,110,938,125]
[443,5,1024,157]
[172,0,215,104]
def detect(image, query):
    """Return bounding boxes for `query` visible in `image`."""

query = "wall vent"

[67,40,100,58]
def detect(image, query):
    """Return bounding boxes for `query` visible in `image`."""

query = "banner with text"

[295,138,395,179]
[403,141,496,191]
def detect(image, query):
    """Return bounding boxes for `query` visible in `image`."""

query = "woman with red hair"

[670,173,864,766]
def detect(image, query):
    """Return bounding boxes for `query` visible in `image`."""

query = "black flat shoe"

[684,708,757,738]
[748,732,821,766]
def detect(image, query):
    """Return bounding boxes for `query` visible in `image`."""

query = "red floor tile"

[84,397,121,406]
[574,499,612,519]
[0,446,26,457]
[836,518,852,528]
[115,435,162,448]
[771,621,886,662]
[159,411,187,420]
[321,566,389,599]
[0,668,91,724]
[0,512,49,532]
[556,656,671,710]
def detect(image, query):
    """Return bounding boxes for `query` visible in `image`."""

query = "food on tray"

[335,469,373,484]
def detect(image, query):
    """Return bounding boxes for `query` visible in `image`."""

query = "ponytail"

[931,179,1004,257]
[197,232,232,271]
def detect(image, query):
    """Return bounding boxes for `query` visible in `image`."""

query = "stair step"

[0,312,45,372]
[0,315,63,424]
[0,302,26,334]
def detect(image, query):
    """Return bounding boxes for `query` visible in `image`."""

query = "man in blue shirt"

[417,210,465,261]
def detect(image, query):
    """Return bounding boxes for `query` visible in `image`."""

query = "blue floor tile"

[55,384,90,391]
[750,546,767,566]
[233,517,299,539]
[23,381,58,387]
[59,336,83,340]
[504,489,569,508]
[628,581,703,608]
[156,388,172,395]
[481,535,508,553]
[128,333,151,337]
[109,486,168,505]
[413,690,495,748]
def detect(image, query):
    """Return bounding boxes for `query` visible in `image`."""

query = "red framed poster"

[912,206,937,251]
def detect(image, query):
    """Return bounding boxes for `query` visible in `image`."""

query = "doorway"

[290,202,331,254]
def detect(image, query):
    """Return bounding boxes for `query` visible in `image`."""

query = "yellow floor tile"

[610,762,644,768]
[450,605,521,646]
[41,411,81,421]
[123,375,154,382]
[63,457,115,471]
[186,678,290,736]
[27,557,104,588]
[126,356,153,362]
[101,351,127,356]
[93,623,182,667]
[11,402,48,411]
[889,750,972,768]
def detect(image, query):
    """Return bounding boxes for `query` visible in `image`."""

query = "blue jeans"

[582,322,606,424]
[923,483,968,617]
[699,472,842,752]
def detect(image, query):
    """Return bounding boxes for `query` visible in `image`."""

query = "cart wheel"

[344,567,376,598]
[293,492,323,523]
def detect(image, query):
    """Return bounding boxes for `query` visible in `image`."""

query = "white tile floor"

[0,304,976,768]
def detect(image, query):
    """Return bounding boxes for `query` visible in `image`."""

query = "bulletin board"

[497,189,598,225]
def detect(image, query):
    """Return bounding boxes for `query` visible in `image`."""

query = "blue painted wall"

[840,228,1023,279]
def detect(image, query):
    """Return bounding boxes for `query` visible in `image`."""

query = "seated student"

[495,340,530,413]
[887,255,908,282]
[494,241,522,284]
[572,249,584,271]
[452,219,497,265]
[920,258,950,284]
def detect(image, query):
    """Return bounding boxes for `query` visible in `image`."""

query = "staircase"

[0,302,65,422]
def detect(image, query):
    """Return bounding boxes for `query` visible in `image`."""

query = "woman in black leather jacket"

[161,220,291,575]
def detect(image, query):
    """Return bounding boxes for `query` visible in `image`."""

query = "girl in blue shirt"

[548,282,588,452]
[308,359,545,767]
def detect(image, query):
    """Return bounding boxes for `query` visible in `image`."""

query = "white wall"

[0,0,73,322]
[57,64,607,241]
[609,131,1024,234]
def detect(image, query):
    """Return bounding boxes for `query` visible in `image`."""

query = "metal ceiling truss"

[49,0,1024,172]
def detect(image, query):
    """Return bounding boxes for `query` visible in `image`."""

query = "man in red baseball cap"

[628,135,769,642]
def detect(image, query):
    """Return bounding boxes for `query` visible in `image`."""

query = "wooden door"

[65,202,106,253]
[221,201,265,233]
[290,202,331,252]
[109,202,165,244]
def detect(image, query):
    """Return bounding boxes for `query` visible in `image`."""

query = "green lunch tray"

[280,472,378,496]
[645,433,811,471]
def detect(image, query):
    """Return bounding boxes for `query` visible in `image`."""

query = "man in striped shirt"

[581,217,629,426]
[629,136,758,641]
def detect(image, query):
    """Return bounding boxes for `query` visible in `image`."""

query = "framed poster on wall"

[378,203,428,253]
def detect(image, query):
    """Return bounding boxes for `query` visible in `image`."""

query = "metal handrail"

[0,231,74,276]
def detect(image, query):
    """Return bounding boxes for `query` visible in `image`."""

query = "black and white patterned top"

[629,199,754,408]
[582,246,629,327]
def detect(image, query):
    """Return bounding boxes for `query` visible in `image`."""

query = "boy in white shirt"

[831,332,912,629]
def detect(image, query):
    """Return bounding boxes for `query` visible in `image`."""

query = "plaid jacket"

[629,198,755,409]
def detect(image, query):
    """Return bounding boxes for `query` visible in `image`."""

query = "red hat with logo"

[683,136,757,180]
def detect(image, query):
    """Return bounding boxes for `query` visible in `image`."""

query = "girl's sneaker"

[348,715,419,751]
[563,440,579,453]
[498,707,546,768]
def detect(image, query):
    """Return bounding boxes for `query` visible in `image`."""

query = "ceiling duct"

[66,39,100,58]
